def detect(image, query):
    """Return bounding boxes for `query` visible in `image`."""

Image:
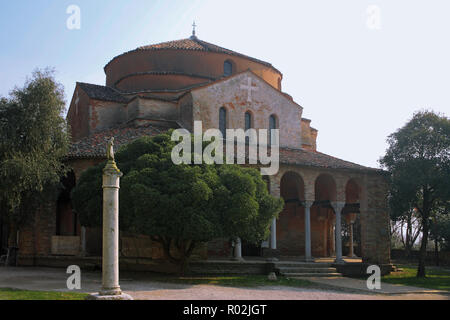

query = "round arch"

[314,173,337,202]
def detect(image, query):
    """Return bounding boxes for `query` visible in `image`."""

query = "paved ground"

[296,275,449,295]
[0,266,449,300]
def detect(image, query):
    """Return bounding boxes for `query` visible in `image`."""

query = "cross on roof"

[192,21,197,36]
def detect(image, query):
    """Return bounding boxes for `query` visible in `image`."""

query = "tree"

[430,203,450,265]
[390,208,422,257]
[0,69,70,253]
[380,110,450,277]
[72,132,284,274]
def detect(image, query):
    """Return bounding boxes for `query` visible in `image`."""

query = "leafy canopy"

[0,69,70,226]
[72,131,284,250]
[380,110,450,277]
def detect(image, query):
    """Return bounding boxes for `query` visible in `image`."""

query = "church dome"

[104,36,283,93]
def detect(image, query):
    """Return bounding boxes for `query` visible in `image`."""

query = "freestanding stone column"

[100,161,122,295]
[304,201,313,262]
[270,218,277,249]
[234,237,244,261]
[333,202,345,264]
[87,138,132,300]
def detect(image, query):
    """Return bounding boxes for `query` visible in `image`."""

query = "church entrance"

[242,241,262,257]
[56,171,77,236]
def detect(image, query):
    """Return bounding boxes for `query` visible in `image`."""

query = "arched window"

[269,114,278,146]
[245,112,252,131]
[245,111,252,145]
[219,107,227,138]
[224,60,233,76]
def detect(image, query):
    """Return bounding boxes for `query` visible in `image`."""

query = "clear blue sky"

[1,0,449,168]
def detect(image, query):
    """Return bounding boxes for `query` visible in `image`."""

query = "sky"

[0,0,449,168]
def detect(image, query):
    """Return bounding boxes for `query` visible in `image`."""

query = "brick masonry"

[14,36,391,270]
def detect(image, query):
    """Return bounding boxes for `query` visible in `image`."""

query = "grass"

[0,288,89,300]
[146,274,315,288]
[382,265,450,291]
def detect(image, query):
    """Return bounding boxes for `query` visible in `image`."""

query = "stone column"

[88,138,132,300]
[349,222,355,258]
[234,237,244,261]
[304,201,313,262]
[100,162,123,296]
[333,202,345,264]
[270,218,277,249]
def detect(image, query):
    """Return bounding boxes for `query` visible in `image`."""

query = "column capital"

[304,200,314,208]
[332,201,345,213]
[103,160,123,176]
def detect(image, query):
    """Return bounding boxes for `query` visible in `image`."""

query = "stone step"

[283,273,342,278]
[275,262,334,268]
[276,267,338,273]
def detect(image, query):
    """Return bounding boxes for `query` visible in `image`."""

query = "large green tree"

[380,110,450,277]
[0,69,70,248]
[72,132,284,274]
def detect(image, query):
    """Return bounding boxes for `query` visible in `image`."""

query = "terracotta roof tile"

[279,148,379,172]
[138,37,274,68]
[105,37,278,71]
[67,124,167,159]
[68,126,380,172]
[77,82,129,103]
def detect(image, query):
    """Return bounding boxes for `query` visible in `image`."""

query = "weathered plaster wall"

[89,100,127,133]
[127,97,178,122]
[191,72,303,149]
[301,118,318,151]
[67,87,91,141]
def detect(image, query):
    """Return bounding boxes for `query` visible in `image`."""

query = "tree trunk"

[417,217,429,278]
[434,239,439,267]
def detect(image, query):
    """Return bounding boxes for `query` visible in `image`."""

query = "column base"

[99,286,122,296]
[231,257,245,262]
[334,258,345,264]
[304,257,315,262]
[87,293,133,300]
[265,257,279,262]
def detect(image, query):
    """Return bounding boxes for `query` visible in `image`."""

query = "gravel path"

[1,267,448,300]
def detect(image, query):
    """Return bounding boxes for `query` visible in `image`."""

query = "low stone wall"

[17,255,274,275]
[334,262,394,277]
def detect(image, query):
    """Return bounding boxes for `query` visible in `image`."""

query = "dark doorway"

[56,171,78,236]
[242,241,262,257]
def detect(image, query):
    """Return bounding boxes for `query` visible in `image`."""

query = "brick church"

[12,30,391,269]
